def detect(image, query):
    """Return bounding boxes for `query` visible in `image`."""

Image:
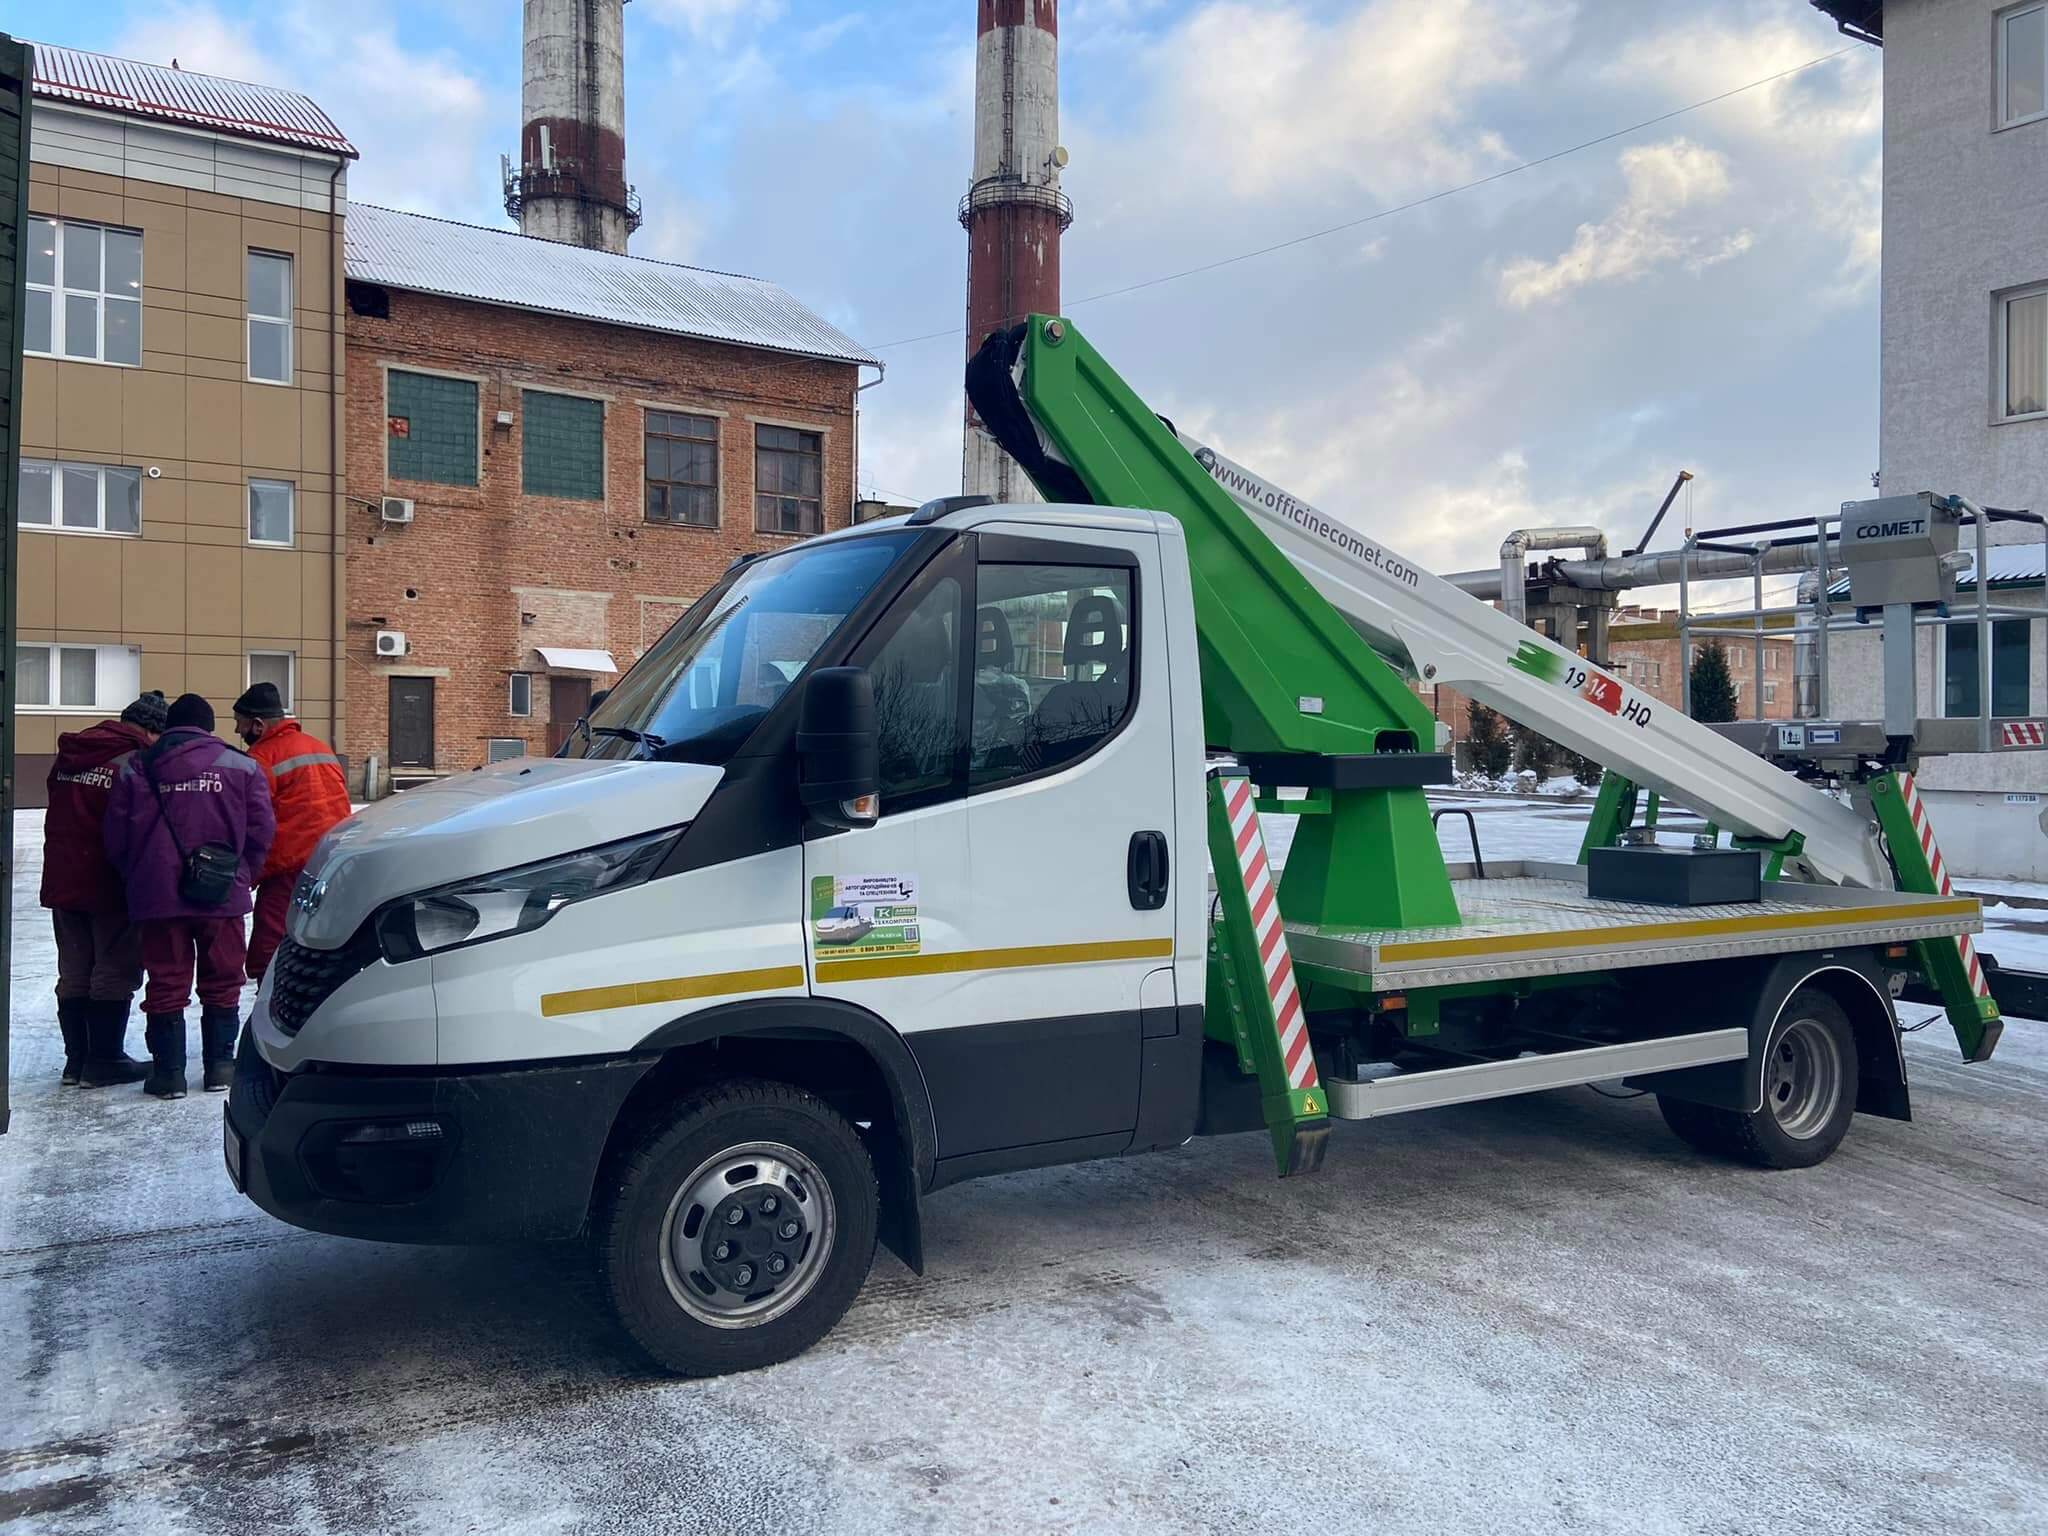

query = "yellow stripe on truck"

[814,937,1173,984]
[540,965,806,1018]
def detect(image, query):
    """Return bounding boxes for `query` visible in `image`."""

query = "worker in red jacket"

[42,690,166,1086]
[234,683,353,982]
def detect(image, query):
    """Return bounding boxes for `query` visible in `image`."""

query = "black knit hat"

[232,681,285,720]
[119,690,168,733]
[165,693,215,733]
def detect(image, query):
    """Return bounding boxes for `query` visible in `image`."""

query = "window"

[865,566,966,803]
[486,738,526,763]
[25,218,141,365]
[1944,620,2032,717]
[1764,682,1779,706]
[18,460,141,535]
[17,643,141,712]
[2003,3,2047,128]
[509,673,532,717]
[646,409,718,526]
[2003,286,2047,419]
[970,563,1135,784]
[248,479,294,546]
[1765,648,1779,673]
[522,390,605,500]
[248,251,292,383]
[387,370,479,486]
[247,651,295,711]
[756,424,823,535]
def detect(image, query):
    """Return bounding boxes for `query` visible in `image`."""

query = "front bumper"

[225,1030,654,1244]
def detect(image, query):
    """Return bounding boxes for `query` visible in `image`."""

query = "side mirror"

[797,667,880,829]
[589,688,610,710]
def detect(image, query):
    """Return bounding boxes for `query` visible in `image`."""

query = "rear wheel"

[1657,988,1859,1170]
[595,1077,878,1376]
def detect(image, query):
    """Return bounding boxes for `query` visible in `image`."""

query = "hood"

[291,755,724,948]
[54,719,153,772]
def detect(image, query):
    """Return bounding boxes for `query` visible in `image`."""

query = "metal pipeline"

[1498,527,1608,623]
[1448,539,1822,599]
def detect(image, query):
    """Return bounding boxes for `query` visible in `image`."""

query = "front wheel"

[595,1078,878,1376]
[1657,988,1859,1170]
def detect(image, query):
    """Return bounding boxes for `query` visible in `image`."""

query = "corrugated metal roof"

[343,203,879,368]
[28,42,355,157]
[1826,543,2046,597]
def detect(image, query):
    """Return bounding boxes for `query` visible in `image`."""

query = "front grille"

[270,933,375,1036]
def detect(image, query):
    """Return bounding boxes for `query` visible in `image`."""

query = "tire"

[595,1077,878,1376]
[1657,988,1859,1170]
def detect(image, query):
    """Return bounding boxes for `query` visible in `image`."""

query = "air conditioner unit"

[380,496,415,525]
[375,630,408,658]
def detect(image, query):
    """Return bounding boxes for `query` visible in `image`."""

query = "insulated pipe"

[1447,538,1833,600]
[1498,526,1608,624]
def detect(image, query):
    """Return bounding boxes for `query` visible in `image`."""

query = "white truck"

[226,318,1996,1376]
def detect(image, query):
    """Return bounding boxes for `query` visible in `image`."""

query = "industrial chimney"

[503,0,640,253]
[960,0,1071,500]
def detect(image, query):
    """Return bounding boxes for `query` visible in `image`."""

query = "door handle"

[1127,831,1169,911]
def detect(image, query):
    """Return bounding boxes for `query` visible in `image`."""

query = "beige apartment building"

[15,46,352,803]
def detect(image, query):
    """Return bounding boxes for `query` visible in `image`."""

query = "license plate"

[223,1110,245,1192]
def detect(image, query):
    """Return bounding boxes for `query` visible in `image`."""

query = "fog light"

[338,1119,446,1145]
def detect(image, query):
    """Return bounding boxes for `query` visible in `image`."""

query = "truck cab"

[228,502,1210,1375]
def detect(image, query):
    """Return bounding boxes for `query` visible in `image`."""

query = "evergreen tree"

[1466,702,1512,778]
[1514,727,1559,781]
[1689,640,1739,723]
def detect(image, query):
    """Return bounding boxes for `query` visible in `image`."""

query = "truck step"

[1323,1027,1749,1121]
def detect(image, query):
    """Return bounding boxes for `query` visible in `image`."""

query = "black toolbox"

[1586,845,1762,906]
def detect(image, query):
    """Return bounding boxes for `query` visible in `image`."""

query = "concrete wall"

[343,286,859,785]
[1869,1,2048,841]
[17,101,346,805]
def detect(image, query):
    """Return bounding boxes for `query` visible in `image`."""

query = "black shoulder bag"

[147,751,242,908]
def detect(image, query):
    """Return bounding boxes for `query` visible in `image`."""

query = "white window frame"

[247,250,293,385]
[246,650,296,712]
[24,217,143,366]
[1998,283,2048,422]
[1938,618,2035,719]
[18,460,143,537]
[247,478,296,547]
[16,643,142,713]
[508,672,532,717]
[2000,2,2048,130]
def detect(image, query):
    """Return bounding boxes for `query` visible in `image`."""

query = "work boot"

[200,1008,241,1094]
[143,1013,188,1100]
[57,997,89,1085]
[77,1000,150,1088]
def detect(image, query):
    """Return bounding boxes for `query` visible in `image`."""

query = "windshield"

[571,531,915,764]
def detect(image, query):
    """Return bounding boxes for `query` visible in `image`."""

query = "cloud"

[115,2,498,221]
[641,0,787,46]
[1499,139,1754,309]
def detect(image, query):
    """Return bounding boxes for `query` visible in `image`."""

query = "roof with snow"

[343,203,878,369]
[28,42,355,158]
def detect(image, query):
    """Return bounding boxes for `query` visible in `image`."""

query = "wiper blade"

[591,725,668,757]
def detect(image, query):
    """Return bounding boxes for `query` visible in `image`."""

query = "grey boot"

[200,1007,241,1094]
[143,1013,187,1100]
[78,1000,149,1088]
[57,997,89,1085]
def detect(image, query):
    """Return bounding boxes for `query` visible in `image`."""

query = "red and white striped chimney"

[960,0,1071,501]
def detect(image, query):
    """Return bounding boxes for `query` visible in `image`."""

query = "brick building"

[14,46,352,803]
[1607,606,1798,722]
[339,203,877,790]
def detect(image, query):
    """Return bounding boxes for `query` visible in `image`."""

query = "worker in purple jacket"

[104,694,275,1099]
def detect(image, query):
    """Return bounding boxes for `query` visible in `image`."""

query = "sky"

[12,0,1885,587]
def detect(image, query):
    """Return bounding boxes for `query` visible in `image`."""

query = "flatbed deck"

[1285,860,1982,992]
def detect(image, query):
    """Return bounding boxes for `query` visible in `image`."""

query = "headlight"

[375,828,680,963]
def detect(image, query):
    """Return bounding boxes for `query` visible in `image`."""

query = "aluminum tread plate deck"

[1284,865,1982,990]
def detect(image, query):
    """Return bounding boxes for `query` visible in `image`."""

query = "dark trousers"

[248,870,298,982]
[51,908,142,1003]
[141,917,247,1015]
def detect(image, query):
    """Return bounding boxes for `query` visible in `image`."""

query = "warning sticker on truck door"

[810,874,921,957]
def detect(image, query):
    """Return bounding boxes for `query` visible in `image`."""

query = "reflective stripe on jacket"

[247,719,352,878]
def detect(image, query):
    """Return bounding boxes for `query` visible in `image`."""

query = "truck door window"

[863,570,967,806]
[970,563,1135,786]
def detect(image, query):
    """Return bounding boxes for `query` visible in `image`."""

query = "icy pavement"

[5,811,2048,1534]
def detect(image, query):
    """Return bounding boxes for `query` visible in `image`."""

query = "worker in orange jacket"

[233,682,353,982]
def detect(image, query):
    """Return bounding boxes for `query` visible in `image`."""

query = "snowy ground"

[5,807,2048,1533]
